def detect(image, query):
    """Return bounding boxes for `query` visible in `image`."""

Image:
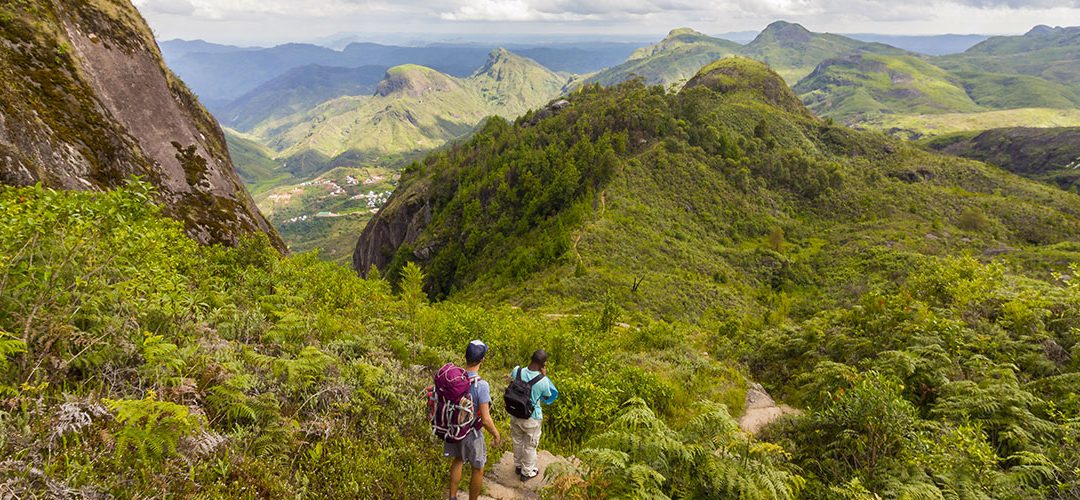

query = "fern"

[272,346,336,398]
[0,330,26,371]
[139,332,186,387]
[105,391,202,462]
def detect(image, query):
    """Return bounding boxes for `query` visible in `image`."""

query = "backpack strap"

[527,373,545,387]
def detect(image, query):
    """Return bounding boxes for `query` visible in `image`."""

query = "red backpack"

[425,363,482,443]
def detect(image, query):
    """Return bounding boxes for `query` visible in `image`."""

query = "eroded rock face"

[0,0,284,252]
[352,183,433,276]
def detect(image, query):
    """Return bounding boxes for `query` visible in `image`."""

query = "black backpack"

[503,367,545,419]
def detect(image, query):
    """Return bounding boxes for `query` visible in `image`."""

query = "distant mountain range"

[160,40,637,109]
[161,21,1080,255]
[251,49,567,177]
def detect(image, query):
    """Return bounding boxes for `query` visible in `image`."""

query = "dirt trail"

[461,450,573,500]
[739,383,799,434]
[458,384,793,499]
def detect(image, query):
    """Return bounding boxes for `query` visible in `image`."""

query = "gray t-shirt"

[468,371,491,407]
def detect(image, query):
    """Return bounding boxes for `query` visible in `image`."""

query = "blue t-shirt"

[510,366,558,420]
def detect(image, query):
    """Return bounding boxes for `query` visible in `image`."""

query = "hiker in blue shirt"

[508,350,558,481]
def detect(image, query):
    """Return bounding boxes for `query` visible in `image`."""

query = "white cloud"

[132,0,1080,45]
[133,0,195,15]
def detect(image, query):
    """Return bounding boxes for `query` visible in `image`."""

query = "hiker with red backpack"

[503,349,558,482]
[428,340,501,500]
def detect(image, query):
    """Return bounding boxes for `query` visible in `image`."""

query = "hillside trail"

[739,383,799,434]
[460,449,573,500]
[459,384,795,499]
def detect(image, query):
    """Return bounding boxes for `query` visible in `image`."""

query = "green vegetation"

[0,182,749,497]
[860,108,1080,139]
[923,127,1080,191]
[741,21,905,84]
[795,53,983,121]
[585,28,742,88]
[587,22,901,89]
[354,59,1080,495]
[224,128,296,195]
[938,26,1080,94]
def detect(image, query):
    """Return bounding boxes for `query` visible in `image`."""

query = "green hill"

[586,23,900,90]
[248,49,568,178]
[469,48,570,118]
[924,127,1080,191]
[937,25,1080,93]
[585,28,742,87]
[742,21,906,84]
[795,53,982,121]
[356,58,1080,316]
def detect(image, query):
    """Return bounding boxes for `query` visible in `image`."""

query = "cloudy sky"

[132,0,1080,45]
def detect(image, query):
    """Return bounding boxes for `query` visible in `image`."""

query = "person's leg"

[448,458,463,499]
[469,465,484,500]
[510,417,525,469]
[521,419,542,478]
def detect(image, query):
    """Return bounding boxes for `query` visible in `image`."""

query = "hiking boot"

[515,465,522,477]
[519,469,538,482]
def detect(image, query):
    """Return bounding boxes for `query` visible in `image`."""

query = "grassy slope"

[368,59,1080,325]
[220,65,388,133]
[585,28,742,87]
[741,21,904,84]
[938,26,1080,92]
[224,128,295,195]
[586,22,898,89]
[795,53,982,121]
[860,108,1080,139]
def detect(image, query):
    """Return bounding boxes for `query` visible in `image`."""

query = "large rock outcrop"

[0,0,284,251]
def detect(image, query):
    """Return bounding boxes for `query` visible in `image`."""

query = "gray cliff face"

[0,0,284,252]
[352,184,433,276]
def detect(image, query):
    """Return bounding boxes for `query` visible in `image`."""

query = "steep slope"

[924,127,1080,191]
[585,28,742,87]
[469,48,569,118]
[795,53,983,121]
[0,0,283,251]
[220,65,388,133]
[741,21,905,83]
[354,58,1080,321]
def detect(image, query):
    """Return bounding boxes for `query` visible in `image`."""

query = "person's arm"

[543,381,558,405]
[478,402,501,447]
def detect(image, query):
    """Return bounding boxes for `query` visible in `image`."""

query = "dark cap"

[465,340,488,364]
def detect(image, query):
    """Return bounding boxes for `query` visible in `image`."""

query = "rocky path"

[460,450,572,500]
[739,383,799,434]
